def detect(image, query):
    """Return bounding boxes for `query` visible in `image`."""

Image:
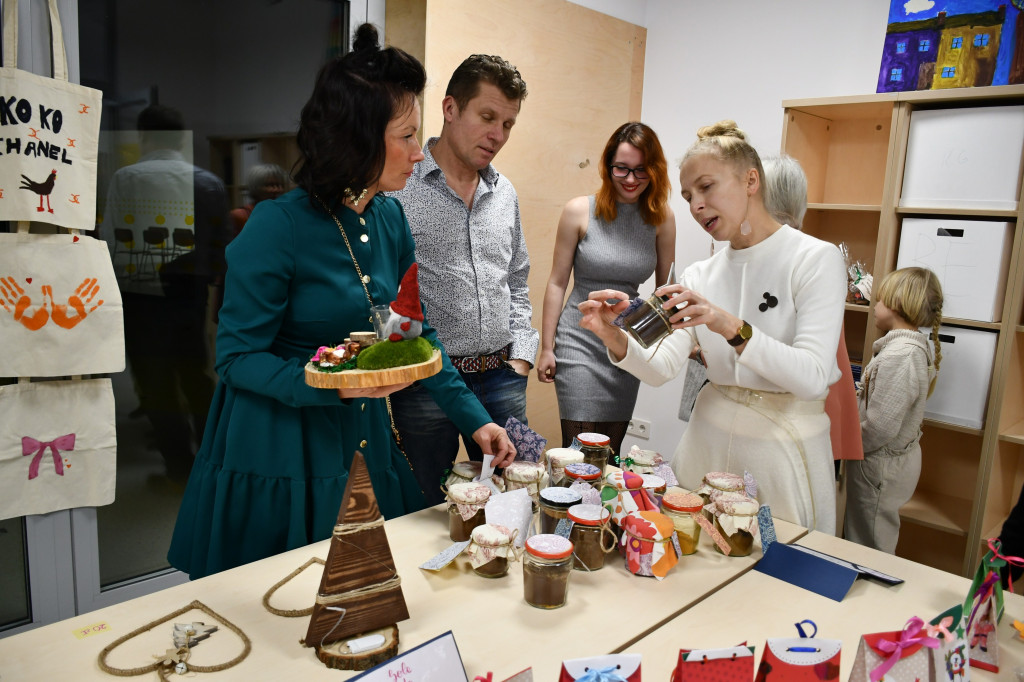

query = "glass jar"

[567,504,616,571]
[444,460,481,489]
[696,471,745,521]
[660,491,704,555]
[623,291,674,349]
[564,462,602,489]
[577,432,612,474]
[641,474,666,502]
[546,447,584,486]
[466,524,516,578]
[523,534,573,609]
[538,487,583,535]
[622,445,660,475]
[711,492,759,557]
[620,510,680,579]
[446,481,491,542]
[502,461,548,512]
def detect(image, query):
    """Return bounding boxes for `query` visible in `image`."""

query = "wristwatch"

[727,320,752,347]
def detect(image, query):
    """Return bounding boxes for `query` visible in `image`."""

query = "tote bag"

[0,379,116,519]
[0,232,124,376]
[0,0,102,231]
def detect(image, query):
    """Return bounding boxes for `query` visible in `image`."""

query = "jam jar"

[466,523,516,578]
[660,491,704,555]
[502,461,548,512]
[446,481,491,542]
[444,461,481,489]
[622,445,660,475]
[566,504,616,571]
[523,534,574,609]
[564,462,603,489]
[623,290,675,349]
[711,492,759,557]
[546,447,584,486]
[641,474,667,503]
[538,487,583,535]
[576,432,612,474]
[696,471,745,520]
[620,510,680,579]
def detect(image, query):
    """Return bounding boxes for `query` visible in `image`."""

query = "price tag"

[72,621,111,639]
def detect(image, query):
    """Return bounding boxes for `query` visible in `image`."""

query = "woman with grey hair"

[762,154,808,229]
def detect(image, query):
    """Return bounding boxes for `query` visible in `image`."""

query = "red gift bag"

[672,645,755,682]
[755,620,841,681]
[559,654,641,682]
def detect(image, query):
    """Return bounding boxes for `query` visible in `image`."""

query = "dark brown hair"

[445,54,527,111]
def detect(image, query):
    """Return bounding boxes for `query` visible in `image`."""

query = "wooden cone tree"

[304,451,409,647]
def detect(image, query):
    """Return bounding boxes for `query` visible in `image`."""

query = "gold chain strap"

[313,194,412,469]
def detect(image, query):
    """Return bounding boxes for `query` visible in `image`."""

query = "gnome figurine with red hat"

[382,263,424,342]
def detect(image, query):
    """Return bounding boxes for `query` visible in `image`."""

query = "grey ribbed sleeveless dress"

[554,196,658,421]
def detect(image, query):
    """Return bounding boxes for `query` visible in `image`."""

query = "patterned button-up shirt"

[390,138,539,364]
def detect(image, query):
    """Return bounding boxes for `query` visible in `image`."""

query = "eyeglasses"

[609,165,649,180]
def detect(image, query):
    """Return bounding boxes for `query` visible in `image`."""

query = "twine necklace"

[312,193,412,466]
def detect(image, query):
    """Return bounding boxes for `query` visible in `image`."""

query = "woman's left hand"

[659,285,742,340]
[472,423,517,468]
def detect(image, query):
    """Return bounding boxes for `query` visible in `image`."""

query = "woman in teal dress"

[168,24,515,579]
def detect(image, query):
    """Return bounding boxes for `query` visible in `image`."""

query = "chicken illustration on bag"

[20,169,57,213]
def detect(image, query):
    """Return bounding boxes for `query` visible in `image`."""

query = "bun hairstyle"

[294,23,426,210]
[683,119,765,194]
[874,266,944,396]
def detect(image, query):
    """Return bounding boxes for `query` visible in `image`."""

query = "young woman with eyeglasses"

[537,122,675,453]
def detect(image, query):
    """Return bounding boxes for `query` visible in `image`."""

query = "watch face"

[740,322,752,339]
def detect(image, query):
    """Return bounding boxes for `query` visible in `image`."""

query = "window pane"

[0,518,30,630]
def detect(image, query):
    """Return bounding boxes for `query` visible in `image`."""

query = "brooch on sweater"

[758,291,778,313]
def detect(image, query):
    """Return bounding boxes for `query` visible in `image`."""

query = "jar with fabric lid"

[538,486,583,535]
[523,534,574,609]
[622,445,661,475]
[604,470,659,535]
[465,524,517,578]
[710,492,759,557]
[576,432,612,474]
[660,491,704,555]
[564,462,602,489]
[641,473,666,501]
[545,447,584,486]
[446,482,491,542]
[696,471,745,520]
[567,504,616,571]
[502,461,548,511]
[444,460,504,496]
[620,510,681,580]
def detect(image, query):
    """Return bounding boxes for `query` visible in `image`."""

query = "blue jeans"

[390,364,528,505]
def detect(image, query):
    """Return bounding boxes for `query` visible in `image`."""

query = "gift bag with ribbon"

[0,379,116,519]
[754,619,841,681]
[0,0,102,231]
[962,538,1019,673]
[558,653,641,682]
[671,645,755,682]
[927,605,970,682]
[0,232,124,377]
[848,617,942,681]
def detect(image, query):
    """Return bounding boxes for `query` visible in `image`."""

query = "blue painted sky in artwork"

[889,0,1012,23]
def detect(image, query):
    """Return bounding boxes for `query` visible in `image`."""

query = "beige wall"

[388,0,646,447]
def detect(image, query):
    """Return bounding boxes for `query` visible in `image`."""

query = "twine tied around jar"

[467,527,521,568]
[572,516,618,572]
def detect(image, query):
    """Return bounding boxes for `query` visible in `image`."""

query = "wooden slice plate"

[304,349,442,388]
[314,624,400,670]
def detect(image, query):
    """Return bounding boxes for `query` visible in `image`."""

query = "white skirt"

[672,384,836,534]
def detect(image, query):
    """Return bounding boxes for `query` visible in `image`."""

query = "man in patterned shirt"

[390,54,539,505]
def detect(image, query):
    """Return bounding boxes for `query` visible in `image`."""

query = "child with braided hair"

[845,266,943,553]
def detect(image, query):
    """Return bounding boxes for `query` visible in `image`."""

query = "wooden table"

[0,506,806,680]
[628,530,1024,681]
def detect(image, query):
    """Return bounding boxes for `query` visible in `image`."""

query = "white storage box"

[896,218,1013,322]
[923,326,997,430]
[900,105,1024,211]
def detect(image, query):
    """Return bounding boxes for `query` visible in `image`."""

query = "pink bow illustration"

[870,617,940,682]
[22,434,75,479]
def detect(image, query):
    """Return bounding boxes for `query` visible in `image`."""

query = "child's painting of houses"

[878,1,1024,92]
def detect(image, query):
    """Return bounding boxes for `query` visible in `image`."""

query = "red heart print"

[26,277,32,283]
[73,236,80,242]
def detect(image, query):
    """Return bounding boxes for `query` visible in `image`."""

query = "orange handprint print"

[0,277,49,331]
[45,278,104,329]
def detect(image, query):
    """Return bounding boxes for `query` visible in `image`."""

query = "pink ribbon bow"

[870,617,940,682]
[22,434,75,479]
[987,537,1024,594]
[924,615,954,643]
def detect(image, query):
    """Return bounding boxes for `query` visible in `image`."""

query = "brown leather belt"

[450,343,512,373]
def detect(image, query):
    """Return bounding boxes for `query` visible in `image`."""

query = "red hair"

[594,122,670,226]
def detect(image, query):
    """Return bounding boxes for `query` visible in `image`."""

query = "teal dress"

[168,189,490,579]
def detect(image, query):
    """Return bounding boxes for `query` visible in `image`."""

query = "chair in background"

[139,226,171,279]
[112,227,139,281]
[171,228,196,259]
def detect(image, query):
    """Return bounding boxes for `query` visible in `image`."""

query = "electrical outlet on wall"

[627,418,651,439]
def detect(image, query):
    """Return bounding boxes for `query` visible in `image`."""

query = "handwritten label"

[349,631,468,682]
[72,621,110,639]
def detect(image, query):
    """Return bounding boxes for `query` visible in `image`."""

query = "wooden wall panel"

[389,0,646,447]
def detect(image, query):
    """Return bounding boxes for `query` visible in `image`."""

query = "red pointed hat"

[390,263,424,321]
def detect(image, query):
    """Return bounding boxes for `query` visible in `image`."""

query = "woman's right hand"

[536,349,557,383]
[578,289,631,360]
[337,381,412,400]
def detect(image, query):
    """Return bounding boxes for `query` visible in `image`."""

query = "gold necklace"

[316,194,373,305]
